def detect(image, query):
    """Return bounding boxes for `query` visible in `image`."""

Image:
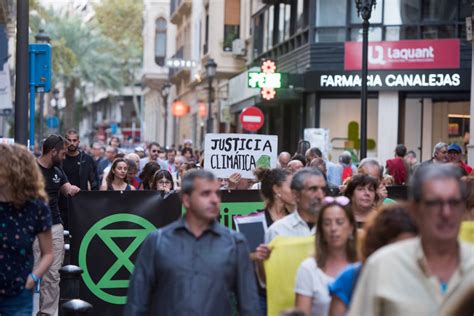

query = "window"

[223,0,240,51]
[264,7,274,51]
[278,4,291,43]
[384,0,421,25]
[350,27,383,41]
[253,13,264,57]
[204,12,209,55]
[422,0,456,22]
[155,18,167,66]
[316,0,346,26]
[296,0,308,31]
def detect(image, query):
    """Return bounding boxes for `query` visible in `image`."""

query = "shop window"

[223,0,240,52]
[155,18,167,66]
[448,115,469,139]
[315,0,346,26]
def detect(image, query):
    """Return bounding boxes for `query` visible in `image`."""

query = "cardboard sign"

[204,133,278,179]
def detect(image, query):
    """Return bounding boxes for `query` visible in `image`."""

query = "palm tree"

[31,7,123,130]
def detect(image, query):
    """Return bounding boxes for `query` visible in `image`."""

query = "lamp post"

[355,0,376,160]
[161,82,171,147]
[53,88,60,134]
[205,58,217,134]
[35,29,50,144]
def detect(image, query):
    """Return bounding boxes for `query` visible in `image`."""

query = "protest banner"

[69,191,181,315]
[264,236,315,316]
[204,133,278,179]
[69,190,263,314]
[460,221,474,244]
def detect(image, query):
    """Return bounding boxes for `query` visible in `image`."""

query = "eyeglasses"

[323,196,350,206]
[158,180,172,185]
[421,198,464,211]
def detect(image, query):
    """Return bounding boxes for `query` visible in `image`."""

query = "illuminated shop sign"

[345,39,460,70]
[248,60,287,100]
[307,70,470,92]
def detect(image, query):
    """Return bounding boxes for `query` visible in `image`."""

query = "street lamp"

[205,58,217,134]
[160,82,171,147]
[355,0,376,160]
[35,30,50,144]
[53,88,60,134]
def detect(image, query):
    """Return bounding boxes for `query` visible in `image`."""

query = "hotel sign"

[344,39,460,70]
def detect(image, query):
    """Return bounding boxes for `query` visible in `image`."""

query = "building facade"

[226,0,472,164]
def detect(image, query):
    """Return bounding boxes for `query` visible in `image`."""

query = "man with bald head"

[287,159,304,173]
[278,152,291,168]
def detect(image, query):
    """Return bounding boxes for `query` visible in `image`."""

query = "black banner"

[69,191,181,315]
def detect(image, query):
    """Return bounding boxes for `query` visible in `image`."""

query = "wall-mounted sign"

[344,39,460,70]
[306,70,470,92]
[248,60,286,101]
[166,59,198,69]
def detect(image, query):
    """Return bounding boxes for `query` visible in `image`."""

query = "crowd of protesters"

[1,130,473,315]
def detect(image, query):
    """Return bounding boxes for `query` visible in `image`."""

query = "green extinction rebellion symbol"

[78,213,156,304]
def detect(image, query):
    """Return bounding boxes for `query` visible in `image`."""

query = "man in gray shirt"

[124,170,260,315]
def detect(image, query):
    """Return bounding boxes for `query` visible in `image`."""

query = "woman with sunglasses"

[343,174,379,228]
[100,158,136,191]
[151,170,175,197]
[328,203,418,316]
[295,196,357,316]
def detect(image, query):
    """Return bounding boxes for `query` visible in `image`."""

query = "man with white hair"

[278,152,291,168]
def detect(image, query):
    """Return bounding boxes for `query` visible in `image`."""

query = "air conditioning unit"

[232,39,246,57]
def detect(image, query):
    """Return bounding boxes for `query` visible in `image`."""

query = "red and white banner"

[344,39,460,70]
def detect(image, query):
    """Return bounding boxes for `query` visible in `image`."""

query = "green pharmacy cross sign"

[248,59,287,100]
[78,213,156,305]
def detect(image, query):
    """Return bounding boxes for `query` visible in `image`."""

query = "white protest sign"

[204,133,278,179]
[304,128,330,159]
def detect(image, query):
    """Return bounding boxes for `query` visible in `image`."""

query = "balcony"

[170,0,192,25]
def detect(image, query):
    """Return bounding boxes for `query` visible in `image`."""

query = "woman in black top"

[100,158,136,191]
[251,167,296,315]
[0,144,53,315]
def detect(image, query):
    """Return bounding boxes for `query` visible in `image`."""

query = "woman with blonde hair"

[0,144,53,314]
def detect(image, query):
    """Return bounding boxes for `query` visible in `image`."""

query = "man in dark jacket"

[59,129,99,228]
[124,170,260,315]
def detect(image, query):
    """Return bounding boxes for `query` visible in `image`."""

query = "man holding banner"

[124,170,260,315]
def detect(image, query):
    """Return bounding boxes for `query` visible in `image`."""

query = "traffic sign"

[240,106,264,132]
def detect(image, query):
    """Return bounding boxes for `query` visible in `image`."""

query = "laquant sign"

[344,39,460,70]
[306,69,471,92]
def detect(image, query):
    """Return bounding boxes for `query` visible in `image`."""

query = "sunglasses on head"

[323,196,350,207]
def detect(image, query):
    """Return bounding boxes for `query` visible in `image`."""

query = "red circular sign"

[240,106,264,132]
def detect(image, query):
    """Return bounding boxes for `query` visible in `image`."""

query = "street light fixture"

[355,0,376,160]
[35,29,50,145]
[160,82,171,147]
[205,58,217,134]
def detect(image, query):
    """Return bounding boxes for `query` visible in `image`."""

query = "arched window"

[155,18,167,66]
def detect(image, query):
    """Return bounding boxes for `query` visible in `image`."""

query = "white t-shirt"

[295,257,334,316]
